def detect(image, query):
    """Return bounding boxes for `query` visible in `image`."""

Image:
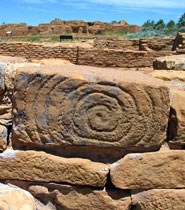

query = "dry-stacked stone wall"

[0,60,184,209]
[0,41,175,68]
[139,37,174,51]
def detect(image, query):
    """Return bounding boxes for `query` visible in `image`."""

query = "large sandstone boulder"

[153,55,185,70]
[110,150,185,190]
[12,65,170,151]
[0,149,108,187]
[0,183,35,210]
[132,189,185,210]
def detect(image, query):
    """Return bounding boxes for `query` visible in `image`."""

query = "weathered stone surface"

[167,89,185,146]
[151,70,185,81]
[153,54,185,70]
[0,62,6,94]
[54,185,131,210]
[8,181,131,210]
[0,149,108,187]
[12,65,170,151]
[0,183,35,210]
[110,150,185,190]
[0,58,39,126]
[0,125,8,151]
[132,189,185,210]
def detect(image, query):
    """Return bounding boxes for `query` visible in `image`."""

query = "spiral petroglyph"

[12,65,170,150]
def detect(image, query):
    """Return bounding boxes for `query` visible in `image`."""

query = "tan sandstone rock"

[0,125,8,151]
[0,149,108,187]
[110,150,185,190]
[153,54,185,70]
[132,189,185,210]
[12,65,170,151]
[151,70,185,81]
[0,63,6,94]
[167,89,185,146]
[54,185,131,210]
[0,183,35,210]
[0,59,40,126]
[8,181,131,210]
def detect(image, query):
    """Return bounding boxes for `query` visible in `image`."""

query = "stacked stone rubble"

[173,32,185,53]
[0,61,184,209]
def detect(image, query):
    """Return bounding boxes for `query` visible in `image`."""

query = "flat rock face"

[0,149,108,187]
[0,125,8,151]
[12,65,170,151]
[0,62,6,94]
[55,186,131,210]
[132,189,185,210]
[153,54,185,70]
[167,89,185,145]
[0,183,35,210]
[0,60,40,126]
[110,150,185,190]
[151,70,185,81]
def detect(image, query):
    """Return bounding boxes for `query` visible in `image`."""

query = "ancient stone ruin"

[0,34,184,209]
[0,20,141,37]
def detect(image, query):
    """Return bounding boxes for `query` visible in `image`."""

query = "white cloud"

[65,0,185,9]
[17,5,53,13]
[18,0,57,4]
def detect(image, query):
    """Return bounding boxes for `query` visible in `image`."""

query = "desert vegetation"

[124,12,185,38]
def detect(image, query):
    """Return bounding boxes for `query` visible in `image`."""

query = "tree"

[154,19,165,30]
[178,13,185,27]
[166,20,175,29]
[142,19,155,28]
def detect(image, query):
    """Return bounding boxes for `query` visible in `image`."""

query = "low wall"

[93,38,139,50]
[0,42,174,68]
[78,48,174,67]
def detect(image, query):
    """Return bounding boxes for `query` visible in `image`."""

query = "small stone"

[0,183,35,210]
[0,125,8,152]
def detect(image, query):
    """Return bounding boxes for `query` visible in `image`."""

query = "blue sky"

[1,0,185,26]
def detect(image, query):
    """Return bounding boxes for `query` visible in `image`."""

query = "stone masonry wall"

[0,42,175,68]
[78,48,174,67]
[0,59,184,209]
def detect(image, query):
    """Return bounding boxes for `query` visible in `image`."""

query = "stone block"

[12,65,170,151]
[167,89,185,146]
[110,150,185,189]
[132,189,185,210]
[0,183,35,210]
[153,54,185,70]
[0,149,108,187]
